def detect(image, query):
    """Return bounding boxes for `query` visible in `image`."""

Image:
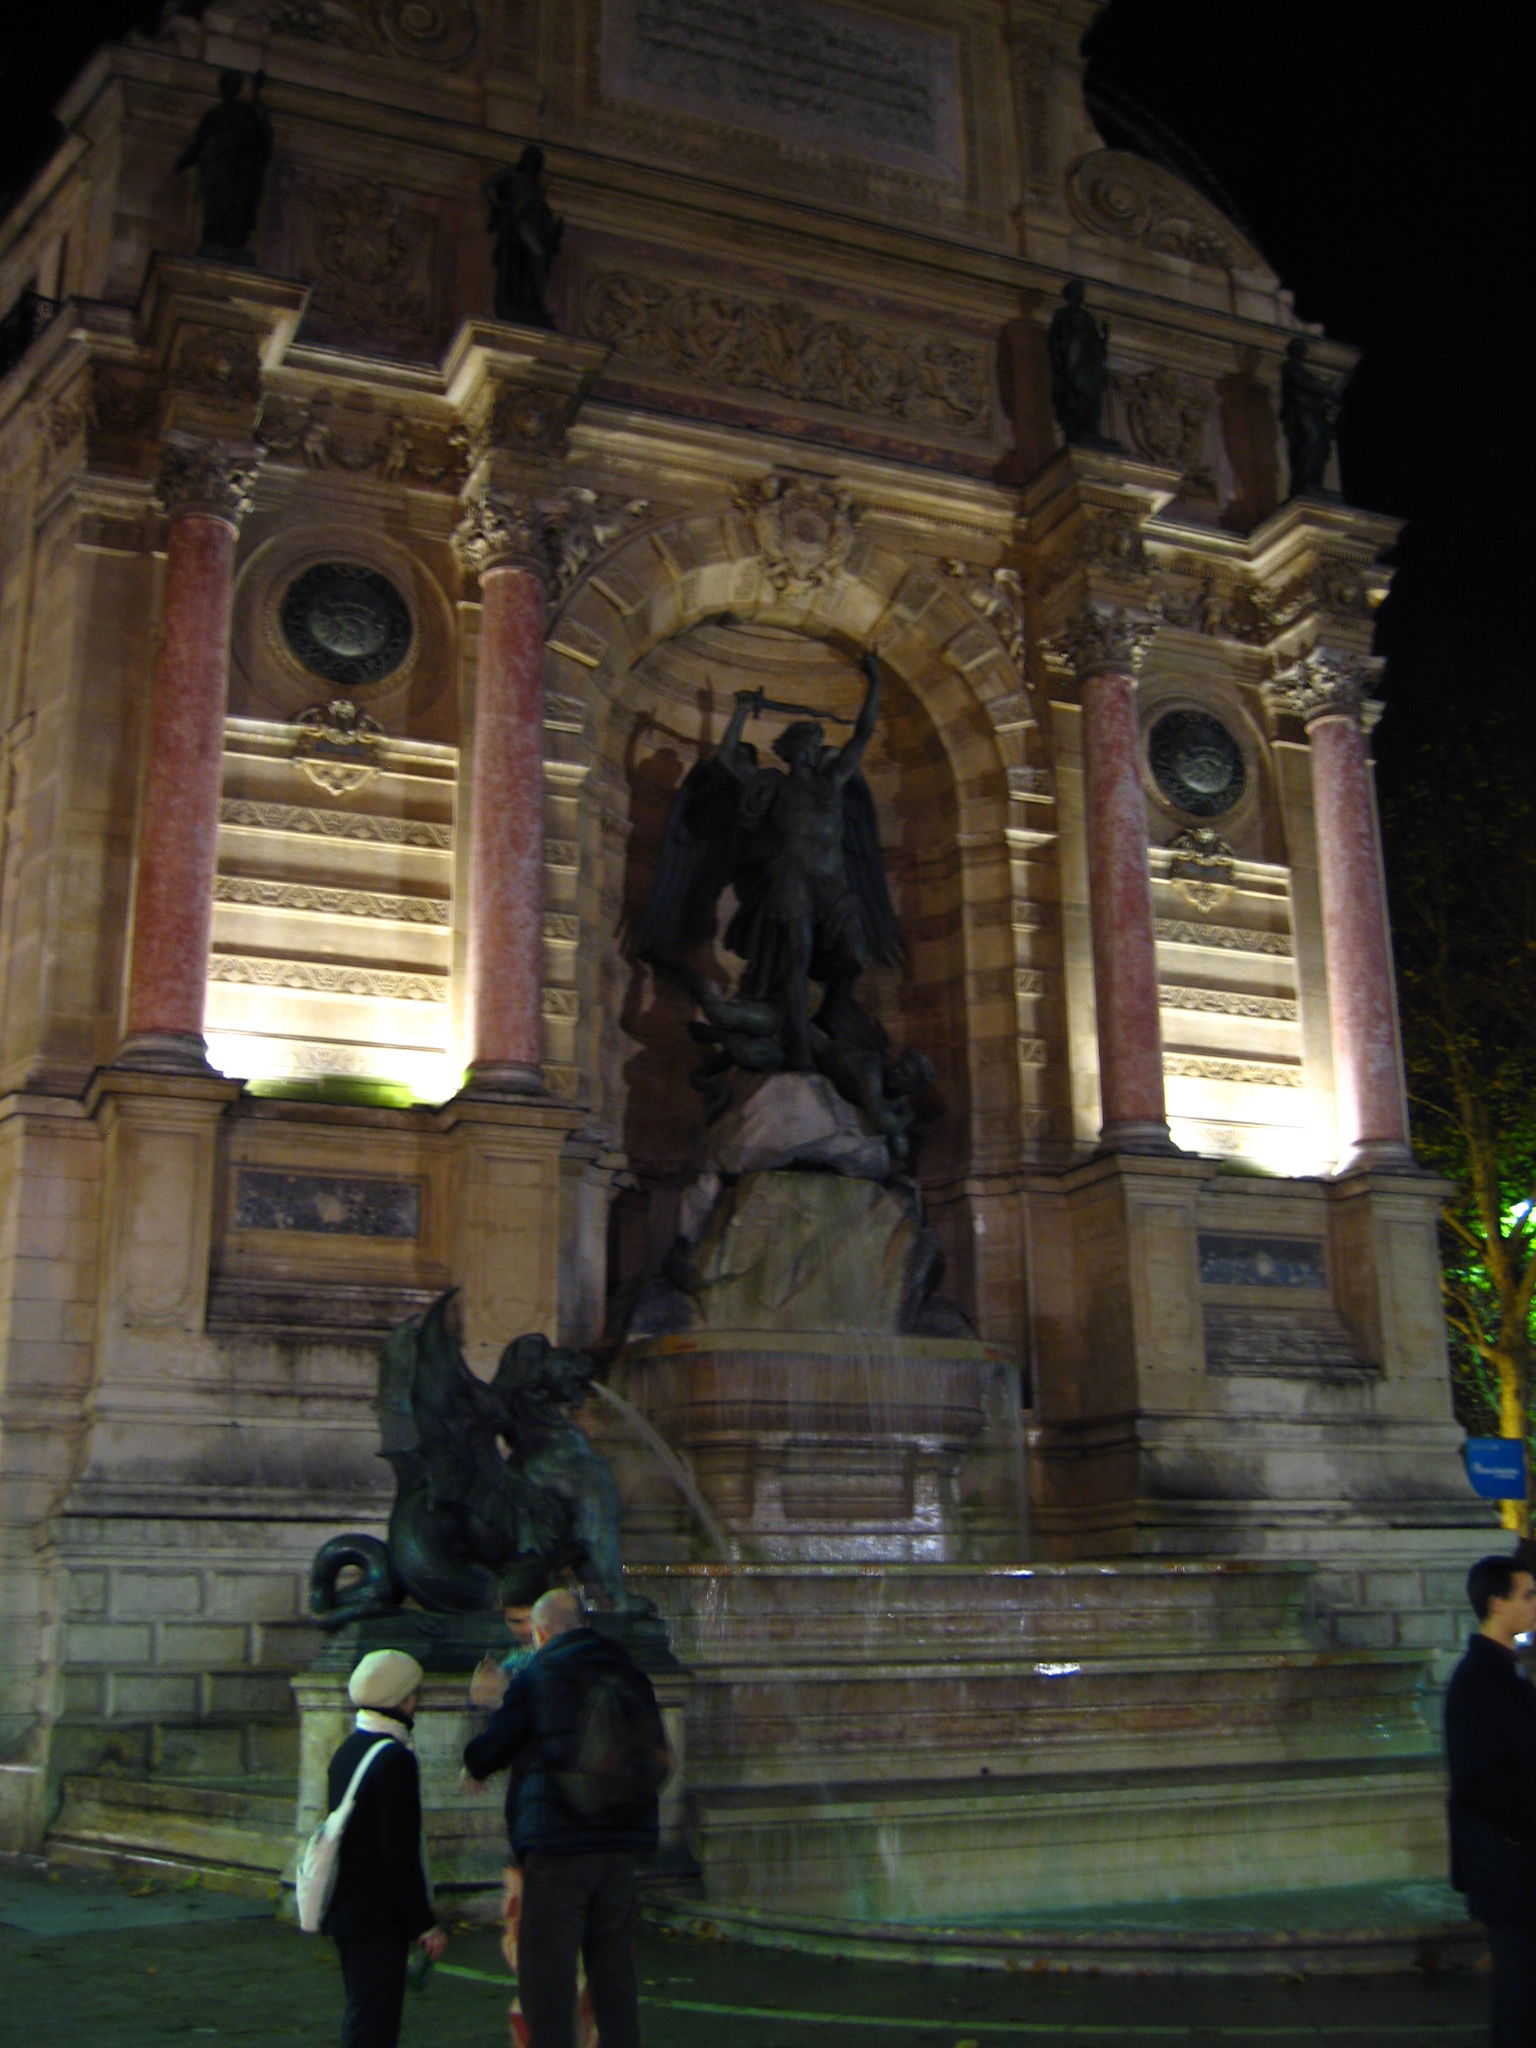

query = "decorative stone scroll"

[1068,151,1268,276]
[154,439,261,526]
[264,0,478,65]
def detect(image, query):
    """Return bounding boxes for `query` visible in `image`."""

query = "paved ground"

[0,1862,1490,2047]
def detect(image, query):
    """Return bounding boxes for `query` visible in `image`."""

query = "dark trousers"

[516,1850,641,2048]
[334,1937,408,2048]
[1485,1920,1535,2048]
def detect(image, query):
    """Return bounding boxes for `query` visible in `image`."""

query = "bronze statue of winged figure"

[635,650,911,1117]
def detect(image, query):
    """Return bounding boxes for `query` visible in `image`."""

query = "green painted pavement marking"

[433,1967,1481,2038]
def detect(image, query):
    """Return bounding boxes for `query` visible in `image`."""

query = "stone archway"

[546,488,1061,1345]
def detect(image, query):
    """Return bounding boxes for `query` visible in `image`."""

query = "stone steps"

[680,1754,1449,1922]
[46,1773,293,1895]
[679,1649,1434,1788]
[625,1558,1319,1661]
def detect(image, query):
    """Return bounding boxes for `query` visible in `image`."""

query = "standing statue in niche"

[1047,278,1114,447]
[484,146,564,329]
[1279,337,1346,497]
[636,652,923,1135]
[175,69,272,260]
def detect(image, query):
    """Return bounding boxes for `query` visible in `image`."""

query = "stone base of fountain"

[621,1559,1449,1944]
[616,1330,1021,1562]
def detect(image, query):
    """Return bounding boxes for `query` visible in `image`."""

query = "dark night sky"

[3,2,1530,775]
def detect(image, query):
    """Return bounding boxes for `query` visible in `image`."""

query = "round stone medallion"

[1147,708,1246,817]
[279,563,413,686]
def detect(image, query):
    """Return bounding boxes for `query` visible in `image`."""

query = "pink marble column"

[120,442,256,1070]
[1288,652,1412,1170]
[1074,608,1172,1152]
[455,489,550,1095]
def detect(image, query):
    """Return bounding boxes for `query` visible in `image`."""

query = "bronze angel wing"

[632,748,752,969]
[842,771,904,970]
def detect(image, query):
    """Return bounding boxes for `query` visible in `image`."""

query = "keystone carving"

[734,474,860,593]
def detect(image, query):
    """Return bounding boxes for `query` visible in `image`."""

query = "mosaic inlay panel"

[233,1168,422,1238]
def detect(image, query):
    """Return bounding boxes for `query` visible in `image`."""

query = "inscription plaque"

[234,1168,422,1239]
[1198,1234,1326,1291]
[602,0,964,182]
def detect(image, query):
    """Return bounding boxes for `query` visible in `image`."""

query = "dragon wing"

[633,750,750,965]
[843,770,904,969]
[375,1287,470,1458]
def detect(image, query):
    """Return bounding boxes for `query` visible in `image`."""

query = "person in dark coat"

[322,1648,447,2048]
[1444,1553,1536,2048]
[464,1587,665,2048]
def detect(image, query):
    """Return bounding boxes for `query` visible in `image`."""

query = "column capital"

[452,484,555,584]
[153,436,260,527]
[1264,644,1384,727]
[1046,600,1161,685]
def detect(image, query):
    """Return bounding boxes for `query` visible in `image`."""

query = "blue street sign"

[1463,1437,1527,1501]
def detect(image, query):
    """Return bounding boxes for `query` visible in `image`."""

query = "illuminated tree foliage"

[1382,704,1536,1532]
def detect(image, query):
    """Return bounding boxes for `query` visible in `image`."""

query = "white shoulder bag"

[294,1738,395,1933]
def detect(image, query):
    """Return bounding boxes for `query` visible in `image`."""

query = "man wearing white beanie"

[321,1648,447,2047]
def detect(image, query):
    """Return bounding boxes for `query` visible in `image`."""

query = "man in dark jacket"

[1444,1553,1536,2047]
[322,1648,447,2048]
[464,1587,665,2048]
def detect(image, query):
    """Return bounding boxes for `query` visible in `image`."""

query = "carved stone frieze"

[297,174,436,359]
[582,270,992,433]
[941,559,1027,668]
[258,390,468,486]
[1161,562,1271,644]
[1264,560,1373,632]
[1008,765,1054,800]
[734,474,860,593]
[1164,1053,1303,1089]
[1160,984,1299,1023]
[219,796,452,847]
[209,954,447,1001]
[155,439,261,524]
[214,875,449,925]
[543,912,580,943]
[1155,916,1293,957]
[94,367,162,438]
[1046,601,1160,681]
[1119,367,1212,478]
[541,987,579,1019]
[173,324,262,405]
[452,485,554,581]
[1265,646,1384,725]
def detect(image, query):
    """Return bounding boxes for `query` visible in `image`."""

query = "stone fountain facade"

[0,0,1487,1944]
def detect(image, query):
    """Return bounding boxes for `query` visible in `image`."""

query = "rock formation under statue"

[308,1289,652,1628]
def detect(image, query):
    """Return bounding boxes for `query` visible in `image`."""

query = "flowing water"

[590,1376,740,1561]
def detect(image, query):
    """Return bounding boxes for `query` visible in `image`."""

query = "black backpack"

[552,1663,669,1820]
